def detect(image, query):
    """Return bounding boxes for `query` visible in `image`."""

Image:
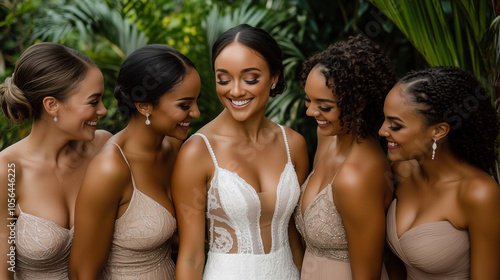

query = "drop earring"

[431,139,437,160]
[271,83,276,90]
[54,115,58,122]
[145,113,151,125]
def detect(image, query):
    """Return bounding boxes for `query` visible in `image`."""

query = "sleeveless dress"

[100,143,176,279]
[386,199,470,279]
[195,125,301,280]
[295,171,389,280]
[14,205,73,279]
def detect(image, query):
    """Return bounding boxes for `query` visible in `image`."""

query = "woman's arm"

[335,162,388,280]
[172,137,211,280]
[462,177,500,280]
[68,147,129,279]
[285,127,309,271]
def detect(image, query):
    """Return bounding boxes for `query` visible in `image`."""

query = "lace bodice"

[295,171,349,262]
[100,143,176,279]
[195,125,301,279]
[14,206,73,279]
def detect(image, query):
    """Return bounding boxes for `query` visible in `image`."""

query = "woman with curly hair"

[379,66,500,279]
[294,34,396,279]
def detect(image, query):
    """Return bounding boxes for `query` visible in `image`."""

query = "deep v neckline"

[300,168,340,218]
[213,162,293,197]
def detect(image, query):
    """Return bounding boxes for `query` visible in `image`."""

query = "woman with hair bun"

[0,42,109,279]
[68,44,201,279]
[379,66,500,279]
[172,24,309,280]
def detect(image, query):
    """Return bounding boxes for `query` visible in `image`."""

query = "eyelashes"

[389,126,402,131]
[216,79,259,85]
[303,96,333,112]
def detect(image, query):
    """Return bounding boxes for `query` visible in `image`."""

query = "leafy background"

[1,0,498,175]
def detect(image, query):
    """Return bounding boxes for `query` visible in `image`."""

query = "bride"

[172,24,309,280]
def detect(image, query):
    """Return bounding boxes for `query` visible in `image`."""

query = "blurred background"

[1,0,498,170]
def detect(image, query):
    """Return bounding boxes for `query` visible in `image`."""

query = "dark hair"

[301,34,396,139]
[211,24,286,97]
[114,44,196,120]
[0,42,97,122]
[398,66,499,173]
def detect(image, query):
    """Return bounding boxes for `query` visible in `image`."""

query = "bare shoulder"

[335,148,390,198]
[280,125,307,157]
[459,171,500,212]
[174,134,214,177]
[81,143,131,197]
[281,125,305,146]
[178,134,211,159]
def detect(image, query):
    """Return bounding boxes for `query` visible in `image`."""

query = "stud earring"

[271,83,276,90]
[431,139,437,160]
[145,113,151,125]
[54,115,58,122]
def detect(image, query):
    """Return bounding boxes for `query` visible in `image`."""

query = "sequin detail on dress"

[295,171,349,262]
[195,125,300,280]
[100,143,177,280]
[14,206,73,279]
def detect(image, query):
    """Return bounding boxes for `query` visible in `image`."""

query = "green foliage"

[0,0,426,158]
[368,0,497,89]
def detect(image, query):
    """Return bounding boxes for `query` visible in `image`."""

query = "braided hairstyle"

[114,44,196,120]
[300,33,396,140]
[399,66,499,173]
[0,42,96,122]
[211,24,286,97]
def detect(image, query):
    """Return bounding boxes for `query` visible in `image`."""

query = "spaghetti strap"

[111,143,131,168]
[192,133,219,168]
[110,142,137,190]
[278,125,291,163]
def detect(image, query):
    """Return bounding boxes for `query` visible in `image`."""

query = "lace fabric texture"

[14,207,73,279]
[295,172,349,262]
[386,199,470,280]
[195,125,300,280]
[295,172,389,280]
[100,144,176,280]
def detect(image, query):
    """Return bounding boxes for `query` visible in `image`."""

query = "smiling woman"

[172,24,309,280]
[295,34,396,280]
[68,44,201,280]
[0,42,110,279]
[379,66,500,280]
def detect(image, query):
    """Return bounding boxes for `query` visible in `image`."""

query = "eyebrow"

[86,93,102,100]
[177,96,196,101]
[215,67,261,73]
[387,116,404,123]
[304,94,336,103]
[316,98,336,103]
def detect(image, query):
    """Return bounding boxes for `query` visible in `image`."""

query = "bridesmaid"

[68,45,201,279]
[0,42,109,279]
[295,34,396,279]
[379,66,500,279]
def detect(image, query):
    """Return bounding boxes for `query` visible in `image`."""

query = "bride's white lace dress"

[194,125,300,280]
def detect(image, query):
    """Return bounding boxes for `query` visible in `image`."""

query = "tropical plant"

[368,0,500,180]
